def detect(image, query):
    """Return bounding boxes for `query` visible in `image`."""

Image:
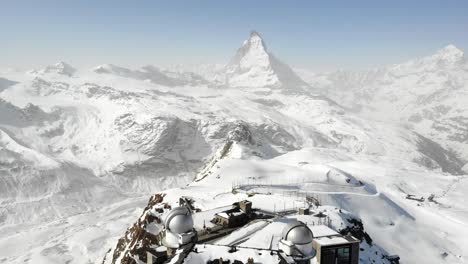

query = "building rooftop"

[309,225,359,246]
[313,235,350,246]
[309,225,339,238]
[215,207,246,219]
[313,234,359,246]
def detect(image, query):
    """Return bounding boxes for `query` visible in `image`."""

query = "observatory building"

[310,225,359,264]
[278,220,316,264]
[162,206,197,252]
[278,221,360,264]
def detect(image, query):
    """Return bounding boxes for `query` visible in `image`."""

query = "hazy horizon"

[1,0,467,71]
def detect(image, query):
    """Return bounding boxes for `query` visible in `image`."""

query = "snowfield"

[0,32,467,264]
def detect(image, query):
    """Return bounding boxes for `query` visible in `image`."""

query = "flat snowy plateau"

[0,32,467,263]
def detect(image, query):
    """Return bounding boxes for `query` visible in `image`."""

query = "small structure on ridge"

[212,200,253,228]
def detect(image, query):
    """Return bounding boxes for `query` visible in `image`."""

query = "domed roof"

[281,220,314,245]
[164,207,194,234]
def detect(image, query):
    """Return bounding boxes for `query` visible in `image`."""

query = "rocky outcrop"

[111,194,170,264]
[414,133,466,175]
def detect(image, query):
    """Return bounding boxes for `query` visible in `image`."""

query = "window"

[337,247,350,264]
[321,246,351,264]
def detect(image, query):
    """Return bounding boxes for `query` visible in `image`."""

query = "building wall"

[312,242,359,264]
[350,242,359,264]
[240,201,252,214]
[312,240,322,263]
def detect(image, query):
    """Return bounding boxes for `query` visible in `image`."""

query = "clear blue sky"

[1,0,467,70]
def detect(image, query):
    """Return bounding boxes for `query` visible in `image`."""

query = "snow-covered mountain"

[163,63,226,85]
[298,44,468,167]
[226,31,309,89]
[165,31,310,90]
[94,64,209,87]
[30,61,77,76]
[0,32,467,264]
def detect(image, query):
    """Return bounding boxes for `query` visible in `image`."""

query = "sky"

[1,0,467,71]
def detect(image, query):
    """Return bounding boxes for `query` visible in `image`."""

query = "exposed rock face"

[227,122,254,145]
[414,134,466,175]
[195,121,302,181]
[340,218,373,245]
[111,194,170,264]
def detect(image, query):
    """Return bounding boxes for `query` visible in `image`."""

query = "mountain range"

[0,31,467,264]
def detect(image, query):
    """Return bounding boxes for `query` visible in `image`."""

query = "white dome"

[164,207,194,234]
[282,220,314,245]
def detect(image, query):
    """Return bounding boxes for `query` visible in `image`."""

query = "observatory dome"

[164,207,194,234]
[282,220,314,245]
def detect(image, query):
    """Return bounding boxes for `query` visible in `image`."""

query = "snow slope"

[297,45,468,166]
[111,143,468,264]
[0,32,466,263]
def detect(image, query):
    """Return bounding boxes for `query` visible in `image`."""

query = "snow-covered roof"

[231,211,244,216]
[309,225,339,238]
[216,212,229,219]
[313,234,359,246]
[313,236,349,246]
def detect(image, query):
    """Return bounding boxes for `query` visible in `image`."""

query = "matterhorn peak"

[226,31,308,89]
[228,30,269,67]
[245,30,267,51]
[250,30,261,38]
